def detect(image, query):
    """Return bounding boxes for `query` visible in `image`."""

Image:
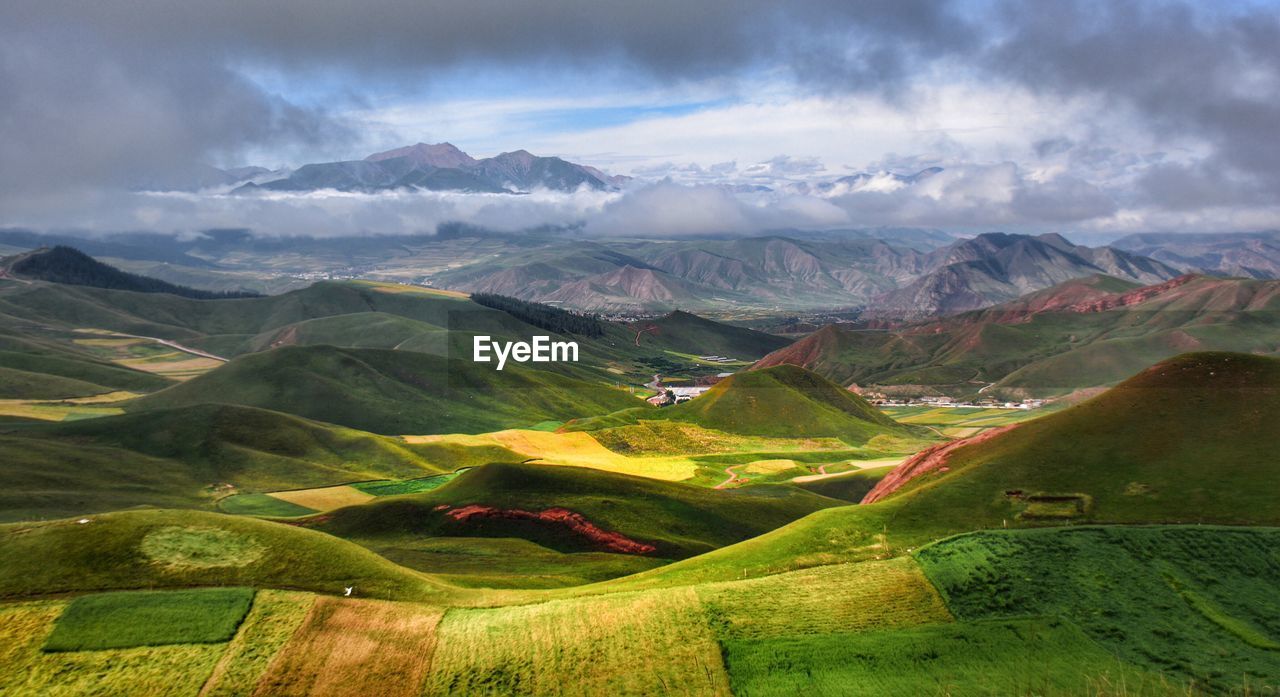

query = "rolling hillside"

[0,404,473,521]
[756,273,1280,397]
[125,345,648,435]
[314,462,843,562]
[610,352,1280,588]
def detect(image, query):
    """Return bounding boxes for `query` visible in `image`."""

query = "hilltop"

[0,404,467,521]
[863,352,1280,527]
[125,345,648,435]
[570,364,915,444]
[2,246,260,299]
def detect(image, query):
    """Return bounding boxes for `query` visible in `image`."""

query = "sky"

[2,0,1279,238]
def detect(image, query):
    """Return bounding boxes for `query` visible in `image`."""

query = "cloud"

[2,0,1279,236]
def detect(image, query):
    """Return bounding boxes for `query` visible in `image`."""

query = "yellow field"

[355,280,470,299]
[0,399,125,422]
[268,485,374,511]
[117,353,223,380]
[744,459,799,475]
[0,601,225,695]
[426,587,730,696]
[253,597,443,697]
[790,457,907,483]
[404,429,702,481]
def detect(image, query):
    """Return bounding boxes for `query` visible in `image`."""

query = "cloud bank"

[2,0,1278,236]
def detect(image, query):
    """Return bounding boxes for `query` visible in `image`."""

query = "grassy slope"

[0,403,513,522]
[125,345,648,435]
[568,364,919,445]
[0,510,462,603]
[634,310,790,358]
[314,462,845,560]
[588,352,1280,588]
[917,526,1280,692]
[881,352,1280,530]
[0,335,173,397]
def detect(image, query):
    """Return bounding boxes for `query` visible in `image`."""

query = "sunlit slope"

[313,463,844,560]
[0,510,466,603]
[593,352,1280,587]
[875,352,1280,527]
[126,345,648,434]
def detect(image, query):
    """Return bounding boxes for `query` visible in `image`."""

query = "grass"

[200,590,315,696]
[126,345,648,436]
[218,493,317,517]
[425,587,730,696]
[366,537,665,589]
[916,526,1280,692]
[313,462,844,561]
[722,618,1173,697]
[43,587,255,651]
[0,403,462,522]
[568,364,919,445]
[254,596,444,697]
[350,472,460,496]
[0,510,465,603]
[697,556,952,640]
[0,600,226,696]
[268,484,374,511]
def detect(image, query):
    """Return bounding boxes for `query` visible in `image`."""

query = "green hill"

[570,365,915,444]
[126,345,648,435]
[0,510,463,602]
[631,310,790,358]
[870,352,1280,528]
[314,462,843,561]
[600,352,1280,588]
[0,404,497,522]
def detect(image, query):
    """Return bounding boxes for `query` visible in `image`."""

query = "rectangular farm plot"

[425,587,730,696]
[268,484,375,511]
[697,557,952,640]
[43,587,255,651]
[252,596,442,697]
[199,591,315,697]
[0,601,226,696]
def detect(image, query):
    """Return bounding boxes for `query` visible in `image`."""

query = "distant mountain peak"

[364,142,477,169]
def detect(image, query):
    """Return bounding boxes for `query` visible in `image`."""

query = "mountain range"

[142,142,631,194]
[1111,230,1280,279]
[433,231,1181,315]
[754,272,1280,398]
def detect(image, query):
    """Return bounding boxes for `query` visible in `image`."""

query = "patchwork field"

[253,596,443,697]
[880,405,1045,437]
[426,588,730,696]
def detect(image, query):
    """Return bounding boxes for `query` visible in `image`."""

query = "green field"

[917,526,1280,692]
[43,588,255,651]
